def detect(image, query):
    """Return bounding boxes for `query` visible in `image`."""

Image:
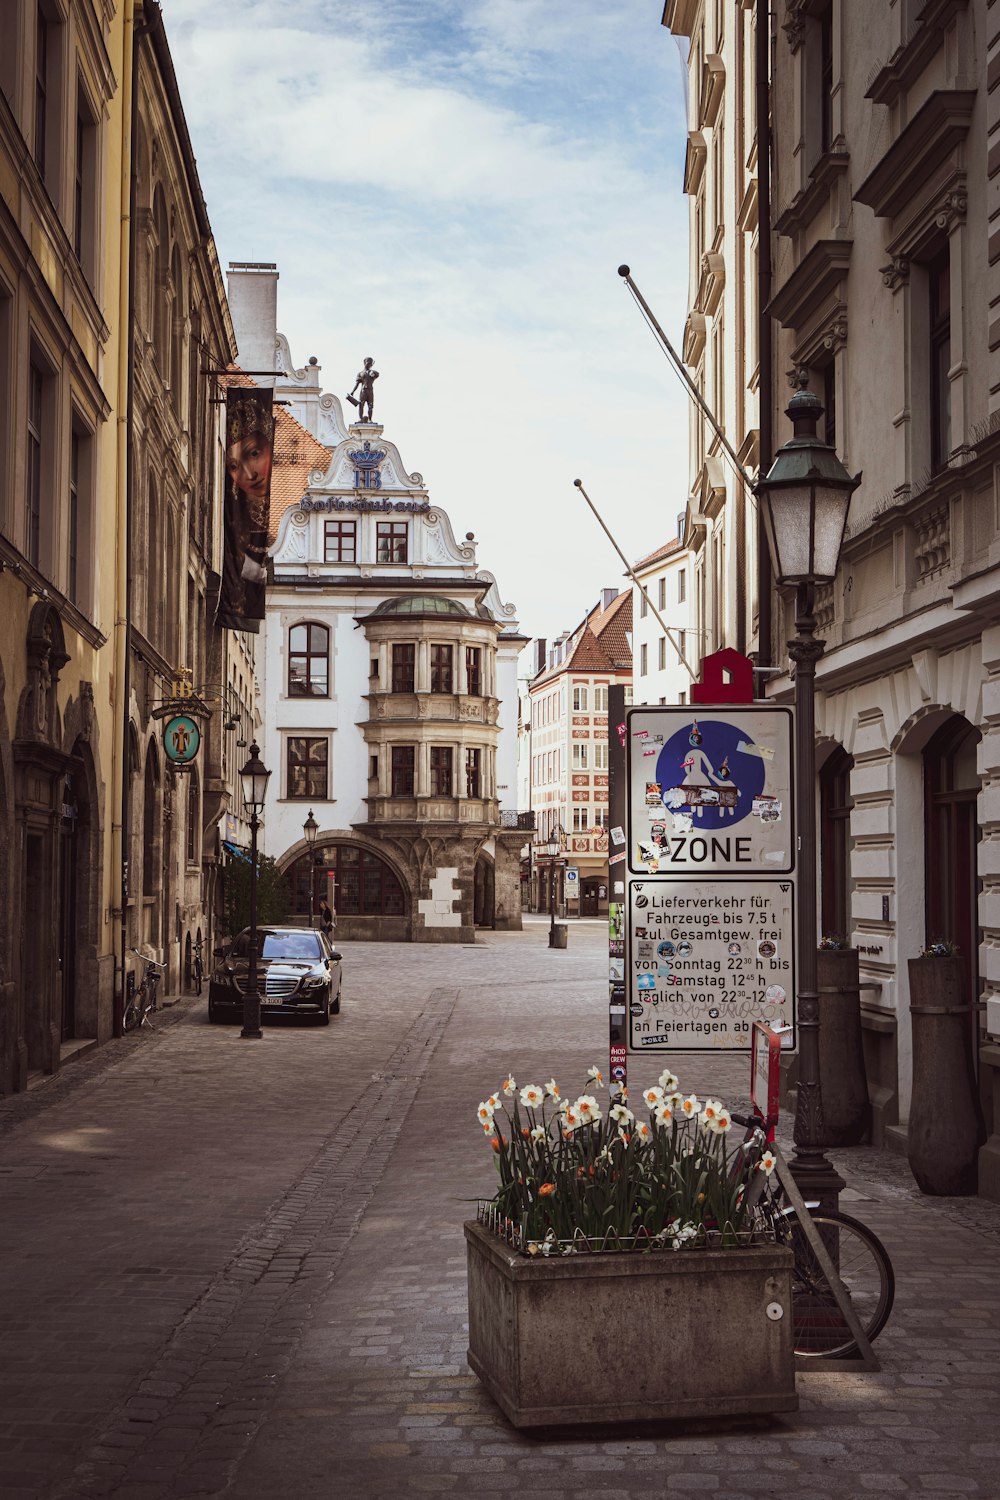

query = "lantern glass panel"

[811,488,852,581]
[763,483,814,583]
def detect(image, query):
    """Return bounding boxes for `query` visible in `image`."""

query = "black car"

[208,926,342,1025]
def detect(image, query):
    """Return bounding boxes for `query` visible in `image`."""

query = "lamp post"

[303,809,319,926]
[757,374,861,1206]
[239,741,271,1041]
[546,828,560,947]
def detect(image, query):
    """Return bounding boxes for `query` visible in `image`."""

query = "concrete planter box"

[465,1220,797,1428]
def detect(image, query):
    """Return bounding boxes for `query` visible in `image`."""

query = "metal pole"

[309,863,314,929]
[788,583,843,1207]
[549,860,556,945]
[241,811,263,1040]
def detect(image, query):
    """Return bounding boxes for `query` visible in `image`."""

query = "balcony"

[500,810,536,831]
[365,794,500,827]
[365,691,500,726]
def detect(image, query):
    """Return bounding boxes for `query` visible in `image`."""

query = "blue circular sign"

[163,714,201,764]
[655,719,766,830]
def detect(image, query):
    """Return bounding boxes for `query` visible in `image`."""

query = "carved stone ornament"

[935,187,968,232]
[880,255,910,291]
[821,314,848,354]
[782,0,808,50]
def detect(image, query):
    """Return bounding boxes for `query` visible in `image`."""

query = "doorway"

[474,854,495,928]
[581,877,602,917]
[923,715,981,1031]
[57,772,79,1040]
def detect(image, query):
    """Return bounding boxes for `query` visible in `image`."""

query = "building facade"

[662,0,763,665]
[631,531,697,705]
[124,5,238,999]
[226,268,527,940]
[524,590,632,917]
[0,0,130,1092]
[761,0,1000,1195]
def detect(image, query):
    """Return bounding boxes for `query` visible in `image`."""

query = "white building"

[227,266,527,940]
[631,529,697,706]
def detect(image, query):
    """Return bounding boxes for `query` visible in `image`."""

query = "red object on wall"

[690,647,755,704]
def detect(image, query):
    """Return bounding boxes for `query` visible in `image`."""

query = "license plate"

[261,998,287,1007]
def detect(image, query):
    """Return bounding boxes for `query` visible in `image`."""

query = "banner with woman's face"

[216,387,275,632]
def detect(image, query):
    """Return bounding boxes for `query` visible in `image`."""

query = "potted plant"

[907,943,985,1195]
[465,1068,797,1428]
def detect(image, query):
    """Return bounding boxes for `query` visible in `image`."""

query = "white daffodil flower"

[654,1102,674,1128]
[680,1094,701,1119]
[519,1083,544,1109]
[501,1075,517,1096]
[477,1101,495,1126]
[759,1149,778,1176]
[587,1065,605,1088]
[643,1086,664,1109]
[658,1070,680,1093]
[635,1121,652,1141]
[574,1095,602,1124]
[530,1125,547,1142]
[714,1108,733,1133]
[545,1079,561,1099]
[609,1103,634,1126]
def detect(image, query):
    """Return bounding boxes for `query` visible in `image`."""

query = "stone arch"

[474,847,495,929]
[892,703,965,758]
[16,600,69,746]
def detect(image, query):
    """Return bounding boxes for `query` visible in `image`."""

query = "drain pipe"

[756,0,774,671]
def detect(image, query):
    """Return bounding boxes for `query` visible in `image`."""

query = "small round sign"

[163,714,201,764]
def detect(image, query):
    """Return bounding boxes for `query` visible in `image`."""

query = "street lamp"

[303,809,319,927]
[757,374,861,1206]
[546,828,560,948]
[239,740,271,1041]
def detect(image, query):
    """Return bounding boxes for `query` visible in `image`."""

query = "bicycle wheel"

[194,959,203,997]
[786,1208,894,1359]
[122,989,144,1032]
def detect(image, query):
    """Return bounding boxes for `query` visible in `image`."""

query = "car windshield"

[231,932,323,961]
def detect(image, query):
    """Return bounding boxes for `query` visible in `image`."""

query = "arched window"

[924,718,981,990]
[288,622,330,697]
[170,244,183,406]
[152,185,169,370]
[819,746,853,941]
[146,473,160,643]
[289,843,405,919]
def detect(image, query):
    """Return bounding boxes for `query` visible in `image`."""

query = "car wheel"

[330,984,341,1016]
[317,991,331,1026]
[208,997,226,1025]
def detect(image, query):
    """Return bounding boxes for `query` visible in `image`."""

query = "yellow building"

[0,2,134,1092]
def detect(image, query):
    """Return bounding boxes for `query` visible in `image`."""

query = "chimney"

[535,638,547,676]
[601,587,619,611]
[226,262,280,388]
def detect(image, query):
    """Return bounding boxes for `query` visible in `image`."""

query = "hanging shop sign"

[622,701,797,1056]
[163,714,201,766]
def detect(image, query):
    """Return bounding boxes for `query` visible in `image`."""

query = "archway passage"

[924,716,982,1021]
[474,854,495,928]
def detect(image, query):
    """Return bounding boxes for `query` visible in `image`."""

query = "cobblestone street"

[2,921,998,1500]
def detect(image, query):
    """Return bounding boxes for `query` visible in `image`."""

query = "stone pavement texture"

[0,919,998,1500]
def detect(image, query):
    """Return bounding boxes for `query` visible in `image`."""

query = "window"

[573,685,588,711]
[595,742,608,770]
[26,362,43,568]
[678,628,687,660]
[623,685,633,705]
[572,806,589,833]
[74,84,97,279]
[430,746,453,796]
[640,643,648,676]
[288,623,329,697]
[466,645,482,695]
[679,690,687,705]
[431,643,453,693]
[34,5,48,176]
[929,248,951,470]
[186,771,200,865]
[678,568,687,602]
[391,642,415,693]
[391,745,415,796]
[376,521,407,564]
[640,589,649,618]
[287,737,328,799]
[324,519,357,563]
[465,747,482,798]
[820,2,833,155]
[658,637,666,671]
[924,717,981,1009]
[68,429,79,603]
[572,743,589,770]
[822,361,836,452]
[369,753,378,780]
[658,577,666,610]
[594,805,609,830]
[594,685,608,712]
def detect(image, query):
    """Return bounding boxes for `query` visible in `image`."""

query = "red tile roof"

[530,588,633,688]
[633,537,681,571]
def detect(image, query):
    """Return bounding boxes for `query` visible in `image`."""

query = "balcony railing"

[500,810,536,830]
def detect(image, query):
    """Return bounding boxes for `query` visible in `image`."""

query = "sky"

[165,0,692,645]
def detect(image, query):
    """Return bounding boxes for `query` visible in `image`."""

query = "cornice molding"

[767,239,853,331]
[854,89,976,221]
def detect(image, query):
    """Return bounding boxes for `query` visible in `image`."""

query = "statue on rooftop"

[347,357,379,422]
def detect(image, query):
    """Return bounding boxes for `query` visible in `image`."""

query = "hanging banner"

[216,386,274,633]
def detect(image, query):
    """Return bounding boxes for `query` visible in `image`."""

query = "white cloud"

[164,0,691,638]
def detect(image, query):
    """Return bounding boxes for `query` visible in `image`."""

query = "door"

[581,878,601,917]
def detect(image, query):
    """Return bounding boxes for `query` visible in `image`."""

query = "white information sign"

[628,878,796,1052]
[627,706,794,874]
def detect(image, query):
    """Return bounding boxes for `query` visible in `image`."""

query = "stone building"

[124,5,238,995]
[0,0,130,1091]
[524,590,632,917]
[226,266,526,940]
[631,528,697,706]
[762,1,1000,1194]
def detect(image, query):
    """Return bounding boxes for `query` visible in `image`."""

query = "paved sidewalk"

[1,924,998,1499]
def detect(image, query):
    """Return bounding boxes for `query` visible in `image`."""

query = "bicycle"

[192,939,204,997]
[123,948,165,1031]
[732,1111,895,1360]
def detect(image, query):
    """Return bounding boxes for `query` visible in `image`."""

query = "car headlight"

[302,976,326,990]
